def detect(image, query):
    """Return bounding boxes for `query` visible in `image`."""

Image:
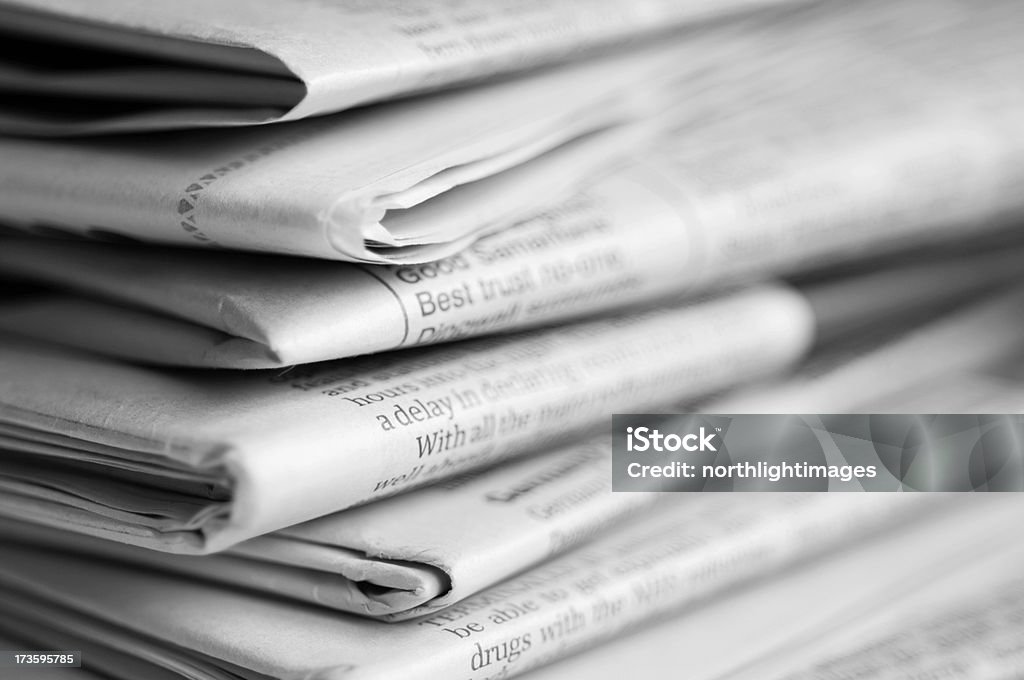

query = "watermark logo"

[625,426,717,452]
[612,414,1024,492]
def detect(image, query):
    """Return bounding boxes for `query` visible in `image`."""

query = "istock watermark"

[612,414,1024,492]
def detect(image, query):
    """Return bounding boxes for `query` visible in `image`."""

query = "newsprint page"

[2,1,1024,679]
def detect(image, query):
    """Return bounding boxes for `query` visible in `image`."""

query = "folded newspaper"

[0,0,804,135]
[868,350,1024,412]
[0,224,1020,368]
[0,494,936,680]
[0,284,814,553]
[6,34,1024,368]
[0,264,1007,614]
[526,495,1024,680]
[0,41,684,263]
[709,286,1024,413]
[0,265,1004,619]
[0,434,660,620]
[730,526,1024,680]
[3,0,1021,263]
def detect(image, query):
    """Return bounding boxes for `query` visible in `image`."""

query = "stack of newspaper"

[1,0,1024,678]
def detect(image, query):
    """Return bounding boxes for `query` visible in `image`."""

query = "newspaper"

[705,286,1024,413]
[729,524,1024,680]
[0,284,814,554]
[861,347,1024,411]
[5,51,1024,368]
[0,494,935,680]
[0,434,661,620]
[0,42,683,263]
[872,372,1024,411]
[526,496,1024,680]
[0,0,805,135]
[0,220,1021,368]
[3,0,1023,264]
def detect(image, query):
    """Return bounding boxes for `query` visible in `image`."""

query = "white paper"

[0,0,808,135]
[726,522,1024,680]
[5,47,1024,367]
[1,225,1021,369]
[0,284,814,553]
[5,0,1022,263]
[706,287,1024,413]
[0,494,937,680]
[0,42,683,262]
[525,495,1024,680]
[0,434,662,619]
